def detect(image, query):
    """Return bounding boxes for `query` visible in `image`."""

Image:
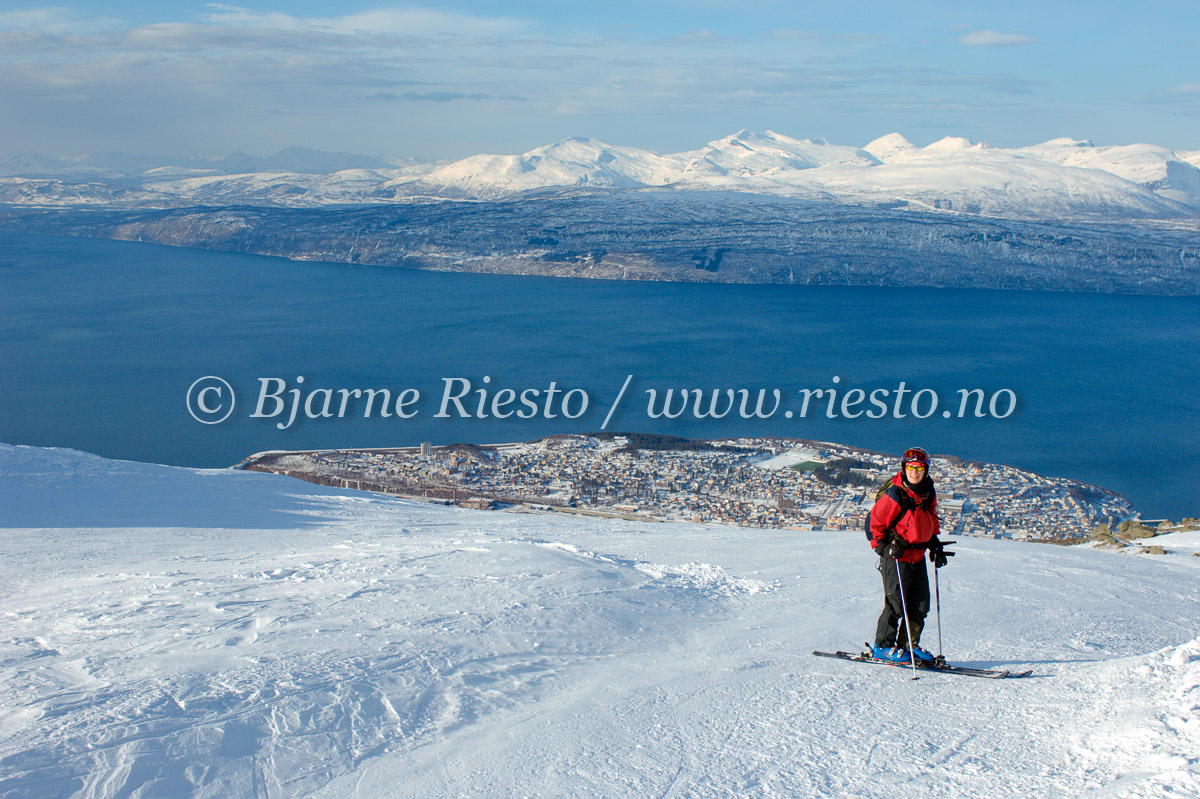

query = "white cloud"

[198,4,531,38]
[0,6,122,35]
[1169,82,1200,94]
[760,29,817,40]
[0,5,1100,159]
[958,30,1034,47]
[658,28,742,45]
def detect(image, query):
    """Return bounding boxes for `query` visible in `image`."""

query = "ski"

[812,650,1032,679]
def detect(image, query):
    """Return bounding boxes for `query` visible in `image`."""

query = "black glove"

[876,534,908,560]
[927,537,955,568]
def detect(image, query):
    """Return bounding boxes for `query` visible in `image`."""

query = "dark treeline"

[813,457,877,488]
[589,431,745,454]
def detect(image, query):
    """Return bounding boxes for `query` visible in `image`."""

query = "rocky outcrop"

[1157,517,1200,533]
[1090,523,1123,549]
[1115,520,1157,540]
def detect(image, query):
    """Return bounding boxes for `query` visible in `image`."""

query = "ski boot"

[910,645,936,664]
[872,645,911,664]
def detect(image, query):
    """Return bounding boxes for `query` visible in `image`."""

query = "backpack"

[863,479,915,541]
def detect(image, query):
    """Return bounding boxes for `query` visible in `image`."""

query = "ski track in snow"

[1,443,1198,798]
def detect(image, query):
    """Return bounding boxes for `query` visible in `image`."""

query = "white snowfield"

[388,131,1200,220]
[1,442,1198,798]
[5,131,1200,222]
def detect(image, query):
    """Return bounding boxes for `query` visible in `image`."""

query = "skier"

[868,446,950,664]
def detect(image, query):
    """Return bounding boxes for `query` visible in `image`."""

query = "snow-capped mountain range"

[4,131,1200,222]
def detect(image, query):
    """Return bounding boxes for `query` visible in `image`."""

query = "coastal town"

[240,434,1138,541]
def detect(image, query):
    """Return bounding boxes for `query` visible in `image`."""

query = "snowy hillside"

[4,131,1200,222]
[1,443,1198,798]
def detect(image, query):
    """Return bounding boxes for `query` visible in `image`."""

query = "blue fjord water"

[1,229,1197,519]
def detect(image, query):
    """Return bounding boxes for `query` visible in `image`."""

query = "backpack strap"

[882,484,915,535]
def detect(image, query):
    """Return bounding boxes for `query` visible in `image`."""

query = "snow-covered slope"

[803,144,1189,218]
[384,129,881,199]
[1,443,1198,798]
[1018,138,1200,202]
[389,137,683,199]
[377,131,1200,218]
[679,129,881,176]
[140,168,399,206]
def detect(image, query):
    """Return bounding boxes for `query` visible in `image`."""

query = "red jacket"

[869,474,939,563]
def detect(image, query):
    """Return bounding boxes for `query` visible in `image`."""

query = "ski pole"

[894,558,919,680]
[934,565,943,659]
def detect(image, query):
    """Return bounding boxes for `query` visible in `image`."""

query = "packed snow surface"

[1,443,1198,798]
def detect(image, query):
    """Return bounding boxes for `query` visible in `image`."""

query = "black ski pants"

[875,557,930,650]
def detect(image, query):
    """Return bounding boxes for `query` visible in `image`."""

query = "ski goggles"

[902,447,929,465]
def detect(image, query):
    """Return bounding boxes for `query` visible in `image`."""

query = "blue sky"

[1,1,1197,159]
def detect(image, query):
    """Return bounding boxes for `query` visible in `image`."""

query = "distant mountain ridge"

[4,131,1199,296]
[0,147,401,178]
[3,131,1200,223]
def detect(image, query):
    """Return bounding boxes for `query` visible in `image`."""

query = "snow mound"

[919,135,993,155]
[535,541,777,596]
[0,442,350,529]
[1075,636,1200,797]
